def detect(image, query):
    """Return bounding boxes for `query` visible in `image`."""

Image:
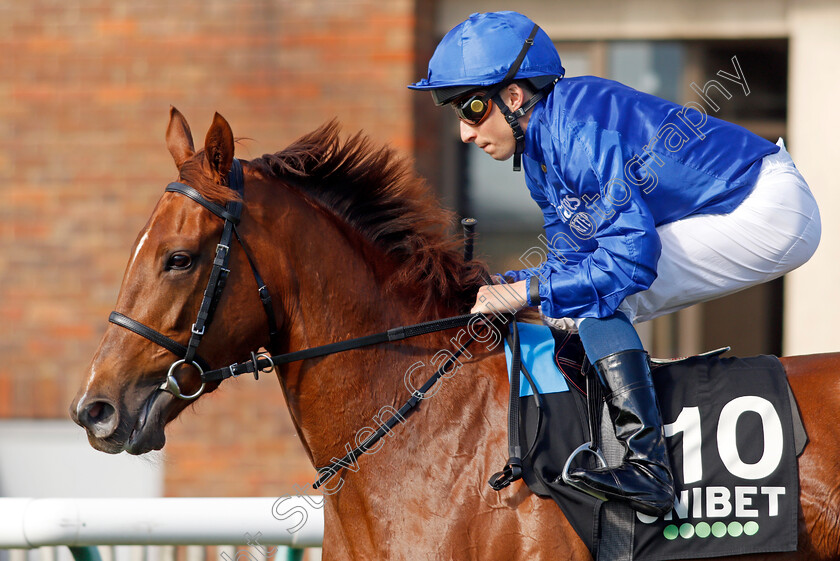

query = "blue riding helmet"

[409,12,564,171]
[409,11,565,106]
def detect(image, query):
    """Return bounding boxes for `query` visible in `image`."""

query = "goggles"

[452,92,494,125]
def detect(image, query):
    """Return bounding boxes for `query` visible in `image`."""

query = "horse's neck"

[252,186,464,466]
[245,182,527,553]
[284,217,411,357]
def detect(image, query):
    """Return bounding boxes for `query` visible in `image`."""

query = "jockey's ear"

[166,106,195,169]
[502,81,534,111]
[504,83,528,112]
[204,112,235,182]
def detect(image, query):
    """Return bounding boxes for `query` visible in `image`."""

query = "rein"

[108,164,535,491]
[106,162,494,402]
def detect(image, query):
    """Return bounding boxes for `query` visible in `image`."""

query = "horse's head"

[71,108,268,455]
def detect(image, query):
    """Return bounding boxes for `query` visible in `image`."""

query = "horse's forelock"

[176,149,241,205]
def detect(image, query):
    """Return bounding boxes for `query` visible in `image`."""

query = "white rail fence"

[0,498,324,561]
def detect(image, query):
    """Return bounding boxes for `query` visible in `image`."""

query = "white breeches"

[617,138,821,324]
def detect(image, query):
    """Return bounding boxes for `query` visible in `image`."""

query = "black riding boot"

[566,350,675,517]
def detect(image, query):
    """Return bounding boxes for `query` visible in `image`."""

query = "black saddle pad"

[518,334,804,560]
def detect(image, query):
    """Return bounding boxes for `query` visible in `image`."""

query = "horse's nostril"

[88,402,104,420]
[81,399,118,438]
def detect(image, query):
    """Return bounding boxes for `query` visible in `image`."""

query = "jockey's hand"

[471,280,529,315]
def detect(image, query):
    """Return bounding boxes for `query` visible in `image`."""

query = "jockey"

[409,11,821,516]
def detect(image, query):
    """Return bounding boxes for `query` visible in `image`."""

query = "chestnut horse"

[71,108,840,560]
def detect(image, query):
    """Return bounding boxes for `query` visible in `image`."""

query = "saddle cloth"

[503,323,805,560]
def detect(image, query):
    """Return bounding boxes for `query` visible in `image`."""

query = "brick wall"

[0,0,437,496]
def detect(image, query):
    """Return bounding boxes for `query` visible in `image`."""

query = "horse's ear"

[166,106,195,169]
[204,112,235,181]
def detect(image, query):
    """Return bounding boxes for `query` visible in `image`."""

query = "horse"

[71,107,840,560]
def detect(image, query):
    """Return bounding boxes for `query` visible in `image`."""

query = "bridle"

[108,159,279,399]
[106,160,536,490]
[106,160,478,402]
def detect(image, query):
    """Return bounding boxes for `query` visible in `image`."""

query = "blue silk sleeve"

[509,122,662,319]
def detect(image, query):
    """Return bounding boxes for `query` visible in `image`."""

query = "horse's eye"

[166,253,193,270]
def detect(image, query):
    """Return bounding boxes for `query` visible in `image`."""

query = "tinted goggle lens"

[454,93,493,125]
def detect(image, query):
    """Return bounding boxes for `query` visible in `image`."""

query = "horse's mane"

[246,122,488,313]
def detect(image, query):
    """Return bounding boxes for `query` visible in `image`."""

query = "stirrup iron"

[561,442,610,501]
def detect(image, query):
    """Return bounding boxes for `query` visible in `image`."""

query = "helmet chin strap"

[490,88,549,171]
[481,23,544,172]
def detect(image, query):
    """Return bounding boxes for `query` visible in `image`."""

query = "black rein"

[106,163,533,491]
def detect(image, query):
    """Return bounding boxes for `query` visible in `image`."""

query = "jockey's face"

[458,84,530,162]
